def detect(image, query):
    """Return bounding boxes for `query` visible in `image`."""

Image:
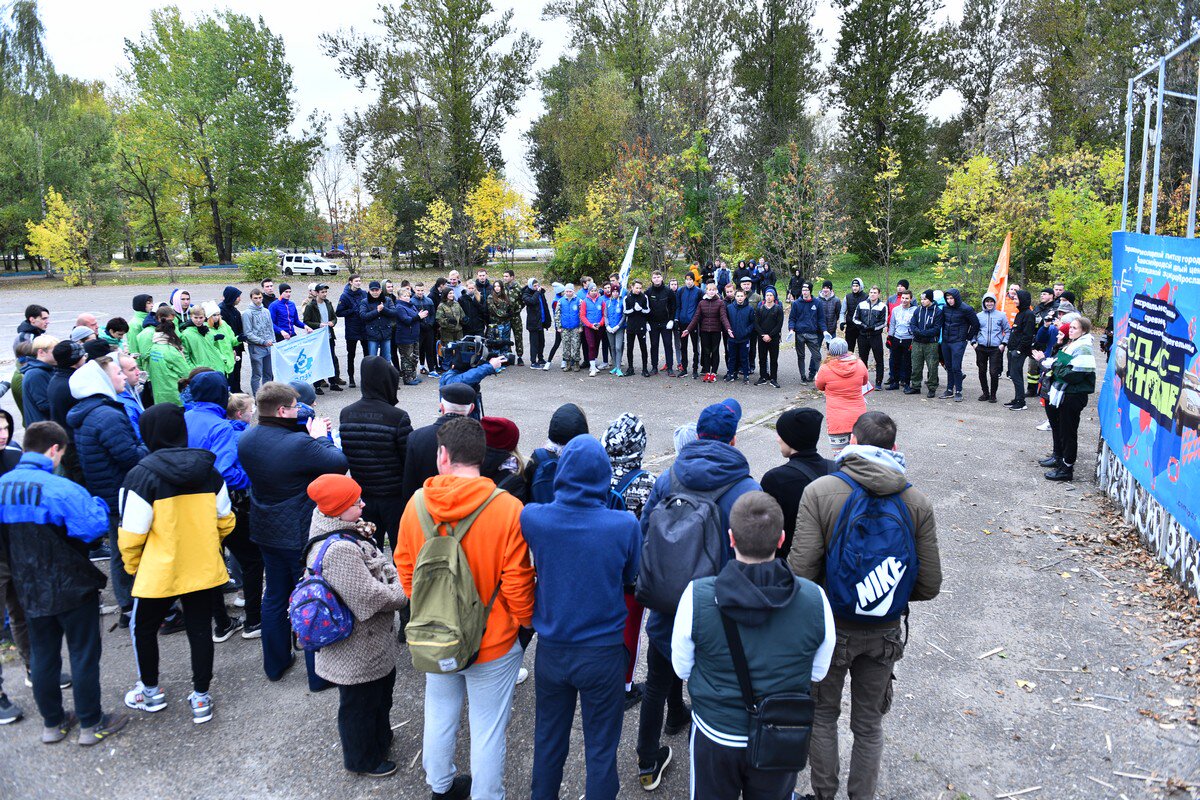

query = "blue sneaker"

[124,682,166,713]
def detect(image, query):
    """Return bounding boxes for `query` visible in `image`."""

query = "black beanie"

[132,293,152,312]
[548,403,588,446]
[775,407,823,452]
[922,289,935,302]
[52,340,85,369]
[139,403,189,451]
[822,280,834,290]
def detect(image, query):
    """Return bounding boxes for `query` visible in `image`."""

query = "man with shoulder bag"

[672,491,834,800]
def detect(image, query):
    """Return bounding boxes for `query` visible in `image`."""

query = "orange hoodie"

[396,473,535,664]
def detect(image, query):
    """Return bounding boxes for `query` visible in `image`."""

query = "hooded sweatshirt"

[339,356,413,498]
[118,403,235,598]
[842,281,867,329]
[941,288,980,344]
[147,331,191,406]
[814,355,869,434]
[132,294,153,329]
[672,559,833,743]
[66,361,148,510]
[395,472,535,664]
[218,286,243,340]
[520,436,640,646]
[975,293,1011,347]
[1007,290,1036,356]
[184,371,248,491]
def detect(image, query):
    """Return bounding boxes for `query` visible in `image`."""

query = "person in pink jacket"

[813,337,869,455]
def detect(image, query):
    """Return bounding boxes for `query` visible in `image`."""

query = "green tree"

[123,8,318,264]
[758,141,846,282]
[830,0,944,256]
[929,153,1004,292]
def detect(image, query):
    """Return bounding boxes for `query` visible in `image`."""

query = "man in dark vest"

[671,491,833,798]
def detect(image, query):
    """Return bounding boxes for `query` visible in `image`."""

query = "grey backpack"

[635,471,737,614]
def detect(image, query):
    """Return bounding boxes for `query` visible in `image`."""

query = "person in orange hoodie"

[395,416,535,800]
[814,337,870,456]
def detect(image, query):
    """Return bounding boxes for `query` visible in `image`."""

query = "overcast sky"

[41,0,963,199]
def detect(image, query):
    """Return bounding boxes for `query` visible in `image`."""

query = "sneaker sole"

[241,629,262,639]
[212,625,242,643]
[125,699,166,713]
[193,710,213,724]
[0,714,22,725]
[640,747,672,791]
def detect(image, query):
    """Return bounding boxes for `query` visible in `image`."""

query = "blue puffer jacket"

[184,371,249,491]
[941,288,980,344]
[388,299,421,345]
[603,294,624,329]
[336,285,368,340]
[788,296,821,336]
[675,285,702,325]
[65,361,148,512]
[413,294,437,330]
[727,300,755,343]
[640,437,760,652]
[117,388,145,443]
[21,360,54,425]
[361,294,394,342]
[238,417,349,551]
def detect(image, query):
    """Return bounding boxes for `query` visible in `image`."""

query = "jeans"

[338,669,396,772]
[797,332,821,380]
[423,640,523,799]
[1049,393,1089,467]
[260,545,324,690]
[888,338,913,386]
[675,326,692,371]
[27,595,103,728]
[810,626,905,800]
[532,642,626,800]
[107,514,133,611]
[858,330,884,386]
[363,494,405,554]
[730,340,751,377]
[1008,350,1026,403]
[941,340,968,393]
[649,324,675,371]
[248,344,274,395]
[418,329,438,370]
[345,338,362,383]
[224,501,263,627]
[131,590,214,693]
[975,344,1003,396]
[365,339,392,363]
[635,640,686,764]
[607,328,625,372]
[910,341,939,390]
[690,725,796,800]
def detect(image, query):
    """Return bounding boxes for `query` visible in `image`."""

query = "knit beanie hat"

[289,381,317,406]
[307,474,362,517]
[83,339,112,361]
[70,325,94,343]
[822,280,834,290]
[922,289,935,302]
[53,340,85,368]
[548,403,588,446]
[602,413,647,465]
[697,398,742,443]
[673,422,698,454]
[481,416,519,452]
[828,338,849,357]
[775,407,823,452]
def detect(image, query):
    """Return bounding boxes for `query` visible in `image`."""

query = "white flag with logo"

[271,327,334,385]
[617,227,638,294]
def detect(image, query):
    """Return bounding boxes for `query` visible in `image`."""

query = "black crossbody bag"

[719,611,815,772]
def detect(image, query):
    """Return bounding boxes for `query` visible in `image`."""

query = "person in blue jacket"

[788,282,823,383]
[268,284,309,342]
[603,284,626,376]
[725,290,756,384]
[521,435,640,800]
[0,421,129,745]
[412,282,438,374]
[387,286,423,386]
[66,358,147,619]
[634,398,761,789]
[114,354,146,442]
[360,281,394,363]
[939,288,980,401]
[909,289,944,397]
[438,350,505,420]
[21,335,58,425]
[674,273,702,378]
[335,274,368,388]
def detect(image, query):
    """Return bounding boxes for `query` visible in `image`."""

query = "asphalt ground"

[1,281,1198,799]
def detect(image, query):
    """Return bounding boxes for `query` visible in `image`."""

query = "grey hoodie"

[975,293,1011,347]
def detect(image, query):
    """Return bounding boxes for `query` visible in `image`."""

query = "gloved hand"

[213,334,225,341]
[666,321,674,330]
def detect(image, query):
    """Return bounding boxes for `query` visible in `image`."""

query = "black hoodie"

[1008,290,1036,356]
[338,356,413,498]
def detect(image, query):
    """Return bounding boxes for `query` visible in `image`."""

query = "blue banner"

[270,327,334,385]
[1101,232,1200,540]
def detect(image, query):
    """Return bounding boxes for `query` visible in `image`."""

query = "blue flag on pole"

[271,327,334,385]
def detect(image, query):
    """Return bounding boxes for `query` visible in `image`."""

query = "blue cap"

[697,398,742,443]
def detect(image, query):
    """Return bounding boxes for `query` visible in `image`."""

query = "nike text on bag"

[406,488,503,674]
[824,472,918,623]
[720,611,814,772]
[607,468,647,512]
[528,448,560,505]
[289,534,356,651]
[635,472,737,614]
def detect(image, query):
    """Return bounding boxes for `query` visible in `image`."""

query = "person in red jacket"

[682,282,733,383]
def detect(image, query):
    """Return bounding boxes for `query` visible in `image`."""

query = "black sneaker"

[663,703,690,736]
[88,544,111,562]
[118,612,130,629]
[432,774,471,800]
[884,382,900,390]
[638,746,673,791]
[357,760,398,778]
[1008,401,1026,410]
[770,380,780,389]
[159,614,186,636]
[241,622,263,639]
[314,386,325,395]
[903,386,920,395]
[213,616,243,643]
[330,383,344,392]
[938,390,954,399]
[927,388,936,398]
[0,693,22,725]
[1045,466,1074,482]
[624,682,645,711]
[1038,455,1061,468]
[516,357,524,366]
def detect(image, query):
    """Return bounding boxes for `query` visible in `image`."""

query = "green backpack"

[406,488,504,674]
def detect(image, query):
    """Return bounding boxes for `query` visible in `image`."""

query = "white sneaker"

[516,667,529,685]
[542,362,550,371]
[1036,420,1051,431]
[124,682,166,713]
[188,691,214,724]
[589,366,597,377]
[233,593,245,608]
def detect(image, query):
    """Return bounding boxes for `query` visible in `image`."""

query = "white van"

[278,253,340,276]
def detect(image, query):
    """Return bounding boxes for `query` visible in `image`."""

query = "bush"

[237,251,277,283]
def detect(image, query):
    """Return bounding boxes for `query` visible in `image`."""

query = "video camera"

[444,332,515,371]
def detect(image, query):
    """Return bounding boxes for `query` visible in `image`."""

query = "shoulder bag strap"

[719,610,757,714]
[784,459,822,485]
[614,468,644,498]
[310,533,350,577]
[413,489,442,541]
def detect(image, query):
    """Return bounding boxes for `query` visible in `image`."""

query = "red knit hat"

[480,416,519,452]
[307,474,361,517]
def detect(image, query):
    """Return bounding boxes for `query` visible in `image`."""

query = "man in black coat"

[218,286,245,393]
[238,381,347,689]
[399,382,476,511]
[759,408,832,560]
[47,341,87,488]
[339,356,413,550]
[522,278,552,368]
[645,271,677,376]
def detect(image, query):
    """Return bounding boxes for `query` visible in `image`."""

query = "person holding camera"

[438,341,505,421]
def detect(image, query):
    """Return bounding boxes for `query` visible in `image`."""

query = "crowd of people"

[0,259,1095,799]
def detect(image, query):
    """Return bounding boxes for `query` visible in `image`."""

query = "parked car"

[323,249,350,259]
[279,253,340,276]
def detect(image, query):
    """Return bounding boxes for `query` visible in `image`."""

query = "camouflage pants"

[397,343,417,382]
[561,327,582,365]
[510,314,524,358]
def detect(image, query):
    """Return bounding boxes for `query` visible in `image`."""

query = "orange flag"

[988,232,1015,323]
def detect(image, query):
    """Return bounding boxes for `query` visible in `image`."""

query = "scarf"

[1048,333,1095,408]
